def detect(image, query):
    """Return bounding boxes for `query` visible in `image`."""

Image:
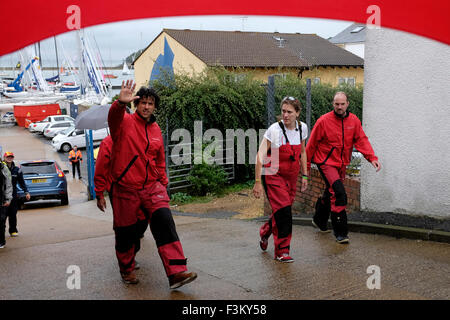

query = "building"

[329,23,366,59]
[362,27,450,220]
[133,29,364,88]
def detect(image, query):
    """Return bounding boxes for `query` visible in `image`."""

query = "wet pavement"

[0,125,449,300]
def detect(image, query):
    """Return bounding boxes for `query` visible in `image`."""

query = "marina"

[0,31,134,120]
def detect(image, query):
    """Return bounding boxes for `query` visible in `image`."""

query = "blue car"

[17,160,69,206]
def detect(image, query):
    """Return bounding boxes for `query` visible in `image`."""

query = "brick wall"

[264,167,360,215]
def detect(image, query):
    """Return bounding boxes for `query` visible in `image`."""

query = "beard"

[334,109,346,118]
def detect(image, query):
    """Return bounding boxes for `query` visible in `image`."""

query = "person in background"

[68,145,83,179]
[3,152,30,237]
[253,96,308,263]
[0,159,13,249]
[306,91,381,244]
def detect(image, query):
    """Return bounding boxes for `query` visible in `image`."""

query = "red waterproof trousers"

[111,182,187,276]
[260,142,302,258]
[317,164,347,214]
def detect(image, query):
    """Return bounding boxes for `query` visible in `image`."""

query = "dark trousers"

[0,206,6,245]
[6,198,19,234]
[315,164,348,237]
[71,161,81,178]
[111,183,187,276]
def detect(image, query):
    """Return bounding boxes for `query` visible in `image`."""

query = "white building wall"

[344,42,365,59]
[361,27,450,218]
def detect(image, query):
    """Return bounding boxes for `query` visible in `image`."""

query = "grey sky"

[0,15,353,67]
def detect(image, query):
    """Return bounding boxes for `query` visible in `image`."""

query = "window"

[223,74,247,83]
[314,77,321,84]
[52,122,69,128]
[273,73,288,80]
[351,26,365,33]
[21,161,56,175]
[338,77,356,87]
[61,127,74,135]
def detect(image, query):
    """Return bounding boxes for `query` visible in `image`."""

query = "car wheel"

[61,194,69,206]
[61,143,71,153]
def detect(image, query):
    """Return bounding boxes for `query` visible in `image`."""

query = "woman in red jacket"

[107,80,197,289]
[253,96,308,263]
[306,92,381,243]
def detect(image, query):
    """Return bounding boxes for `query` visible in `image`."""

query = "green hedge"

[150,68,363,182]
[152,68,266,134]
[152,68,363,133]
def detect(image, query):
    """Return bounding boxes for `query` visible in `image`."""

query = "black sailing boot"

[331,210,349,244]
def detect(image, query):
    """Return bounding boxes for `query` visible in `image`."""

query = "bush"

[170,192,193,204]
[187,162,228,196]
[152,67,266,134]
[151,68,363,183]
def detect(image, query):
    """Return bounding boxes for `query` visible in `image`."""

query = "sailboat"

[122,61,131,75]
[73,30,111,106]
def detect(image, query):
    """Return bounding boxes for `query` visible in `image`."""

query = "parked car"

[1,112,16,124]
[43,121,75,138]
[28,115,75,133]
[52,127,110,152]
[17,160,69,206]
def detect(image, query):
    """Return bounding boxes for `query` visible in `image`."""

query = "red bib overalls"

[260,136,302,258]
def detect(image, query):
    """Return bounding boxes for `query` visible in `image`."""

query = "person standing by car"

[3,152,30,237]
[253,96,308,263]
[107,80,197,288]
[68,145,82,179]
[0,159,13,248]
[306,91,381,244]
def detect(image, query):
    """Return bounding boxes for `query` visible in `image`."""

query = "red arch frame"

[0,0,448,56]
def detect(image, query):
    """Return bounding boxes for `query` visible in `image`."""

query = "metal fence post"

[306,78,312,141]
[266,75,276,127]
[85,129,96,200]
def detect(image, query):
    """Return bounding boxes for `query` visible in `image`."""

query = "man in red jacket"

[94,135,148,270]
[107,80,197,288]
[306,92,381,244]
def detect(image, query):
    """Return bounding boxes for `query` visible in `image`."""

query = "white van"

[43,121,75,138]
[51,127,110,152]
[29,115,75,133]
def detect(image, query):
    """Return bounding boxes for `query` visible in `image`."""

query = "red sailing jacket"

[306,111,378,170]
[108,100,168,190]
[94,135,113,198]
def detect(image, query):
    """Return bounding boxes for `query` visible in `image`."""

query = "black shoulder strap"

[278,121,303,145]
[299,121,303,143]
[278,121,289,144]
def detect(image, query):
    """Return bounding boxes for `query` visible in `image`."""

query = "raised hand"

[118,80,139,104]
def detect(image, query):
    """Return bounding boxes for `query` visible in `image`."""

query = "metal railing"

[165,136,235,194]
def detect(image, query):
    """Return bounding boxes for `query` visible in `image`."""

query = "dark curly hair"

[134,87,160,109]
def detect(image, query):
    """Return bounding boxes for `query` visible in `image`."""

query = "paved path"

[0,125,449,300]
[0,197,449,300]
